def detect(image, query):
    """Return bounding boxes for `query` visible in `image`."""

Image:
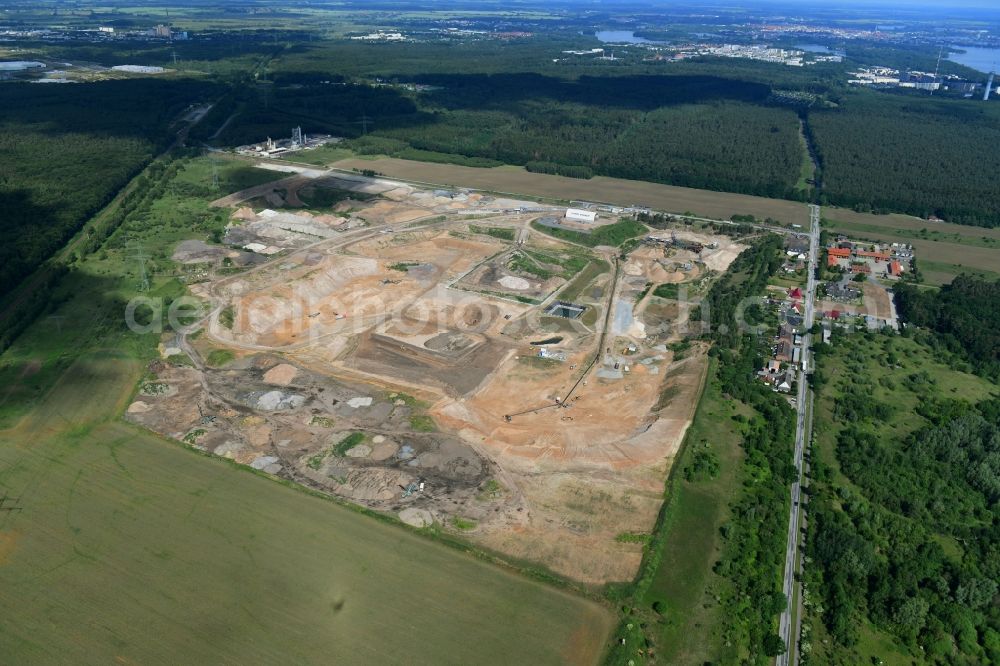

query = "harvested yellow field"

[332,157,811,226]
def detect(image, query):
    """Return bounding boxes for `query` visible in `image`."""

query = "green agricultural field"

[823,208,1000,248]
[0,354,612,664]
[917,260,1000,287]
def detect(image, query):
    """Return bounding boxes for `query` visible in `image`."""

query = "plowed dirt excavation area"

[132,170,737,584]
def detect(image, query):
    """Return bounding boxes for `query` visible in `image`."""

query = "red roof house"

[857,250,890,262]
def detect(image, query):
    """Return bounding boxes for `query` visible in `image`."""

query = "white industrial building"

[565,208,597,223]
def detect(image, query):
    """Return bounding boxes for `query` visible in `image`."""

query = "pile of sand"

[499,275,531,290]
[250,455,280,470]
[231,207,256,221]
[370,441,399,461]
[623,261,644,277]
[263,363,298,386]
[345,444,373,458]
[399,508,433,528]
[313,213,345,227]
[647,263,672,283]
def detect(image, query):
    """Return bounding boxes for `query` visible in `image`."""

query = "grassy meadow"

[639,358,750,664]
[804,332,998,665]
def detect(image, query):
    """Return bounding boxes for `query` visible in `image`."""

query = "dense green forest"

[806,329,1000,665]
[216,73,807,199]
[7,30,995,253]
[685,235,796,660]
[894,276,1000,380]
[809,93,1000,227]
[18,35,991,228]
[0,79,216,301]
[704,236,797,661]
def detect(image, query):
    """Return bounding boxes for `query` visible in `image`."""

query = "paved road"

[776,203,820,666]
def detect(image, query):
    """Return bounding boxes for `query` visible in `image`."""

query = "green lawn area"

[917,259,1000,287]
[470,225,515,241]
[205,348,235,367]
[173,157,286,194]
[651,283,679,299]
[640,358,748,664]
[522,248,591,279]
[768,274,806,289]
[284,144,355,166]
[795,128,815,192]
[557,259,610,303]
[531,219,647,248]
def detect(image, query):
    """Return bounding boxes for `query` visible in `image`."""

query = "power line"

[127,239,150,292]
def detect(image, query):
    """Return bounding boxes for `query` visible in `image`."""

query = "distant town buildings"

[848,65,989,96]
[848,66,943,90]
[701,44,815,67]
[351,31,405,42]
[0,22,186,43]
[111,65,165,74]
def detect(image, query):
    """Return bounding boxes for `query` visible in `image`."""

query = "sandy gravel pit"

[159,185,743,584]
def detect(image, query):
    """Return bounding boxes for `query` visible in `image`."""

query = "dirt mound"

[499,275,531,290]
[370,441,399,461]
[263,363,298,386]
[646,263,670,282]
[399,507,433,527]
[127,401,151,414]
